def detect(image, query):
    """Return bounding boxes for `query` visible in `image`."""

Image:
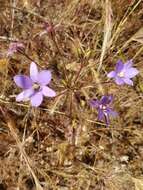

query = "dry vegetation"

[0,0,143,189]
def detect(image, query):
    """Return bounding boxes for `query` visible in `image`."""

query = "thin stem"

[51,34,68,82]
[18,50,42,68]
[3,5,49,22]
[73,62,83,85]
[73,57,87,86]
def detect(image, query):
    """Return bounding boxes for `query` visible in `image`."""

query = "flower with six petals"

[107,60,139,86]
[90,95,117,126]
[14,62,56,107]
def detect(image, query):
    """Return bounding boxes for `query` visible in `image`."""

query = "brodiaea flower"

[107,60,139,86]
[7,42,24,56]
[90,95,117,126]
[14,62,56,107]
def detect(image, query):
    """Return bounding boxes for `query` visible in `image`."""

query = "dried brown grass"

[0,0,143,189]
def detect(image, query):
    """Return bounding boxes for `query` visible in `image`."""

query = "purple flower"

[7,42,24,56]
[90,95,117,126]
[14,62,56,107]
[107,60,139,86]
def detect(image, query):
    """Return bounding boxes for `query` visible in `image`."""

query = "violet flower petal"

[98,109,104,121]
[38,70,52,85]
[107,71,116,78]
[115,60,124,73]
[90,99,99,108]
[42,86,56,97]
[124,68,139,78]
[123,78,133,86]
[106,108,118,117]
[124,60,133,69]
[101,95,113,105]
[30,62,39,82]
[14,75,33,89]
[16,89,34,101]
[100,96,108,105]
[30,92,43,107]
[115,77,124,85]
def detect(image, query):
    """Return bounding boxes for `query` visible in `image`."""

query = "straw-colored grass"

[0,0,143,189]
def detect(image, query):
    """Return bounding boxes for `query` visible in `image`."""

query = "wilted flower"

[39,22,56,37]
[44,22,55,34]
[7,42,24,56]
[14,62,56,107]
[90,95,117,126]
[107,60,139,86]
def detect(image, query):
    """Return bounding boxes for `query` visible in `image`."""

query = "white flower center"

[99,105,106,111]
[33,83,40,90]
[118,71,124,78]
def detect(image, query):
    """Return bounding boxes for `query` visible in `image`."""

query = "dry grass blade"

[0,0,143,189]
[91,68,104,95]
[10,0,16,38]
[132,27,143,44]
[114,27,143,57]
[49,94,64,115]
[132,178,143,190]
[59,0,80,23]
[0,36,18,41]
[0,107,44,190]
[0,58,9,73]
[110,0,142,49]
[98,0,113,72]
